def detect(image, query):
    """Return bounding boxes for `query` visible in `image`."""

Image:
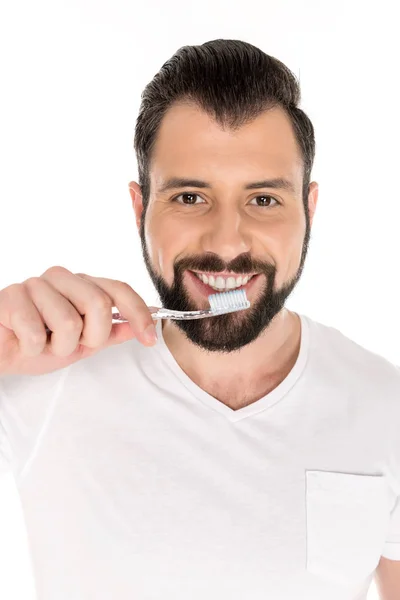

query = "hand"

[0,266,157,376]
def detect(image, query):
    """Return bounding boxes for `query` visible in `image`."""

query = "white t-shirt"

[0,313,400,600]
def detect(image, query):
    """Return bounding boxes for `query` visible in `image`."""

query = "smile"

[191,271,257,291]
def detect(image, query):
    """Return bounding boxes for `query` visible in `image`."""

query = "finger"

[75,273,157,345]
[0,283,48,357]
[25,277,84,357]
[40,266,114,349]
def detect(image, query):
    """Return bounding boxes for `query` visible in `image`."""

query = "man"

[0,39,399,600]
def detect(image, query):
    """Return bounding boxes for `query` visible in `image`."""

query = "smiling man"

[130,99,313,409]
[0,39,400,600]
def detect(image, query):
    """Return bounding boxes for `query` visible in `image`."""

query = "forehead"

[150,102,303,188]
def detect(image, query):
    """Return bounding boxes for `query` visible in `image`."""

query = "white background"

[0,0,399,597]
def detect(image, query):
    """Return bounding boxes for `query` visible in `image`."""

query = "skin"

[375,556,400,600]
[129,102,318,409]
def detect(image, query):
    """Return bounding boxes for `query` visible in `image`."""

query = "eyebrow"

[157,177,296,194]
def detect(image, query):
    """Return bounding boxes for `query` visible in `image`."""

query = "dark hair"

[134,39,315,214]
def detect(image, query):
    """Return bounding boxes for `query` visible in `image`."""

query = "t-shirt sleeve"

[0,368,70,480]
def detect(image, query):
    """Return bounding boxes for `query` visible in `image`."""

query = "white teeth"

[195,272,254,290]
[215,276,225,290]
[226,277,237,289]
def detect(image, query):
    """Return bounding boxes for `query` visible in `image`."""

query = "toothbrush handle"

[111,307,159,322]
[112,307,212,322]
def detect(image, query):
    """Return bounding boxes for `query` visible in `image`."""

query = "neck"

[161,308,301,409]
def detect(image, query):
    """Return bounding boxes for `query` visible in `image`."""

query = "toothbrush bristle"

[208,289,250,314]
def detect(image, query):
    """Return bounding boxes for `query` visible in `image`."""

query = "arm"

[375,556,400,600]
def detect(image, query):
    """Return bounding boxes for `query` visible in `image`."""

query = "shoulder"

[302,313,400,396]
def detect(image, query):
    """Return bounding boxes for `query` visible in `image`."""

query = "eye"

[173,193,205,205]
[249,195,280,207]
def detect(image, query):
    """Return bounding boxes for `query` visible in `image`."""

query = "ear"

[128,181,143,231]
[307,181,319,226]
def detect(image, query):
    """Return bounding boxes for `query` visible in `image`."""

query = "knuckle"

[114,280,133,294]
[3,282,21,294]
[62,316,83,333]
[24,276,42,290]
[28,330,47,347]
[41,265,70,278]
[16,312,38,329]
[92,293,113,312]
[113,281,141,307]
[1,283,21,303]
[114,280,134,295]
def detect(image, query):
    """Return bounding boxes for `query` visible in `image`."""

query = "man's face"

[132,103,318,353]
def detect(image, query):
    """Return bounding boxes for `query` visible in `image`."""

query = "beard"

[139,214,311,353]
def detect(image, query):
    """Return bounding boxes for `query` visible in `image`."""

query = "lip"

[185,270,261,299]
[190,270,258,279]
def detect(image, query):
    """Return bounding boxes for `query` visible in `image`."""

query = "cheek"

[144,222,166,274]
[269,216,306,285]
[144,213,195,281]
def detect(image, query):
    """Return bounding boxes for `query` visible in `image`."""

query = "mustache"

[173,253,276,276]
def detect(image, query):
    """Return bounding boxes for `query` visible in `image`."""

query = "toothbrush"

[44,290,250,336]
[112,289,250,322]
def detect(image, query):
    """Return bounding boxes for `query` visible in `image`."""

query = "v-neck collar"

[153,313,310,423]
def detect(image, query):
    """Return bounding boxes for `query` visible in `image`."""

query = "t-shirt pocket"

[305,470,391,585]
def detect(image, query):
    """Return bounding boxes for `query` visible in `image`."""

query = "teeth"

[195,272,254,291]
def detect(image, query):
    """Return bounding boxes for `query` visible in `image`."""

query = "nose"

[200,206,251,261]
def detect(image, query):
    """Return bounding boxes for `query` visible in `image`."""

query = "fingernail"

[142,323,157,344]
